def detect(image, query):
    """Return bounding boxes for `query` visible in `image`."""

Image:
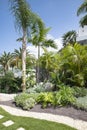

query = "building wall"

[77,26,87,43]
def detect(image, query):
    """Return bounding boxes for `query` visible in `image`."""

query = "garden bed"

[0,100,87,122]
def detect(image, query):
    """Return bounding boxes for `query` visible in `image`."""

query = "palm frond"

[79,15,87,26]
[77,1,87,16]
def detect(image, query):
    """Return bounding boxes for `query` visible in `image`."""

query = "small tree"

[62,30,77,46]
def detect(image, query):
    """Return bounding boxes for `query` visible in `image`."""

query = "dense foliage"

[0,71,22,93]
[39,44,87,88]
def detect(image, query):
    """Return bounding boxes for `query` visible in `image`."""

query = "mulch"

[0,100,87,122]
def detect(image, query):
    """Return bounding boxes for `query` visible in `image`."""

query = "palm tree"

[30,20,57,82]
[62,30,77,46]
[12,48,22,69]
[0,51,12,74]
[77,0,87,26]
[9,0,39,91]
[39,47,57,81]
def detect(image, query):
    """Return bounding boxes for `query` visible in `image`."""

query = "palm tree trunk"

[36,45,40,83]
[22,29,27,91]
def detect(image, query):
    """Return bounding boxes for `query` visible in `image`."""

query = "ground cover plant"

[0,107,76,130]
[74,95,87,111]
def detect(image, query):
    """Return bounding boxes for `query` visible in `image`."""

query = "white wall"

[77,26,87,41]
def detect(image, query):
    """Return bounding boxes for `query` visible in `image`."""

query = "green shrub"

[55,85,76,106]
[14,93,30,107]
[14,93,37,110]
[23,98,36,110]
[74,95,87,111]
[73,87,87,98]
[36,85,76,108]
[36,92,54,108]
[0,71,22,93]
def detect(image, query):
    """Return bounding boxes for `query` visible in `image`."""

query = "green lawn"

[0,107,76,130]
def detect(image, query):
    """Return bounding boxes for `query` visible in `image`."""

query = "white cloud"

[55,38,63,50]
[27,34,63,58]
[27,45,39,58]
[46,34,55,40]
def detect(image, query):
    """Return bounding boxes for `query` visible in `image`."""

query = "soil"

[0,100,87,122]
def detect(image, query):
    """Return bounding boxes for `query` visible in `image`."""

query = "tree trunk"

[22,29,27,91]
[36,45,40,83]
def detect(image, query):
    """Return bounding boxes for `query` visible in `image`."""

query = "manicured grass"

[0,107,76,130]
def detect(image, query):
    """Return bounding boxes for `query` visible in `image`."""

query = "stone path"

[0,104,87,130]
[0,93,87,130]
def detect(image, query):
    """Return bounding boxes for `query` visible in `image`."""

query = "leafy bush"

[36,85,76,108]
[22,98,36,110]
[14,93,36,110]
[14,93,30,106]
[74,95,87,111]
[36,92,54,108]
[0,71,22,93]
[73,87,87,98]
[55,85,76,106]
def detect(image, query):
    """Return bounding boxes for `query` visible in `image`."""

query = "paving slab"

[0,115,4,119]
[2,120,14,127]
[0,104,87,130]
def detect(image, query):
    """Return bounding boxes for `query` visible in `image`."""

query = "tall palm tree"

[62,30,77,46]
[0,51,12,74]
[30,20,57,82]
[9,0,39,91]
[77,0,87,26]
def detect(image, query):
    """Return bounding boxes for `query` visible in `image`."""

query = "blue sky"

[0,0,83,55]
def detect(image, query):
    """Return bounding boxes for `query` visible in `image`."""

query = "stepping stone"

[2,120,14,127]
[0,115,4,119]
[17,128,25,130]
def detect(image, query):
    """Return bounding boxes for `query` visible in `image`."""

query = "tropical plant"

[77,0,87,26]
[12,48,22,69]
[36,92,54,108]
[0,71,21,93]
[0,51,12,74]
[62,30,77,46]
[26,53,36,71]
[73,87,87,98]
[30,19,57,83]
[9,0,42,91]
[58,43,87,87]
[55,85,76,106]
[39,48,57,81]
